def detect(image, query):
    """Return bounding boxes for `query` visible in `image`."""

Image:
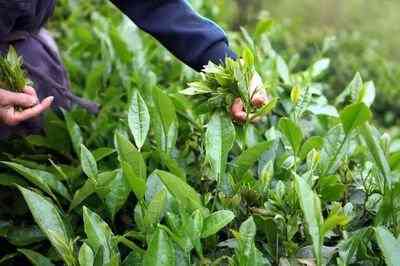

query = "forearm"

[110,0,236,71]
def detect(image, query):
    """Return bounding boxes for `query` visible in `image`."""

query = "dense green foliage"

[1,1,400,265]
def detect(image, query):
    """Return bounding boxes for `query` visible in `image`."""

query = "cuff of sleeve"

[197,41,237,72]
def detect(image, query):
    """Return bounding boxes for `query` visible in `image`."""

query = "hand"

[230,73,270,122]
[0,87,54,126]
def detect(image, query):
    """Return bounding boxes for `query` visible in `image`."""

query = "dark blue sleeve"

[110,0,236,71]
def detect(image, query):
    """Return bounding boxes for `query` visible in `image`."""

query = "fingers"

[0,88,38,107]
[251,90,269,108]
[230,97,247,123]
[1,96,54,126]
[23,86,39,100]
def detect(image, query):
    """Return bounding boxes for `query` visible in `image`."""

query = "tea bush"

[1,1,400,266]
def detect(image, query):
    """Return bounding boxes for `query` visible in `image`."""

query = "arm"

[110,0,236,71]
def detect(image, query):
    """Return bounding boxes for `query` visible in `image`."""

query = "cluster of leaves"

[1,1,400,266]
[0,47,30,92]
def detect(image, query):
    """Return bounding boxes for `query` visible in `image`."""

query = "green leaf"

[278,118,303,154]
[340,103,372,135]
[320,125,348,175]
[2,161,70,201]
[158,150,186,181]
[63,110,83,157]
[360,123,391,183]
[311,58,330,78]
[202,210,235,238]
[375,227,400,266]
[231,141,271,177]
[69,179,95,212]
[18,186,76,266]
[122,161,146,201]
[276,55,290,84]
[6,226,46,246]
[81,144,98,181]
[79,243,95,266]
[128,90,150,150]
[294,175,323,266]
[92,148,115,162]
[150,87,177,153]
[115,132,146,180]
[18,249,54,266]
[83,207,120,265]
[156,170,203,213]
[319,175,345,202]
[357,81,376,107]
[299,136,324,160]
[97,170,130,220]
[205,113,235,180]
[144,190,167,230]
[242,46,254,67]
[335,72,363,105]
[143,227,175,266]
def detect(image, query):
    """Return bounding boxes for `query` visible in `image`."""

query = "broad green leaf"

[0,173,28,187]
[299,136,324,160]
[6,226,45,246]
[231,141,271,177]
[128,91,150,150]
[83,207,120,265]
[276,55,290,84]
[278,118,303,154]
[295,175,323,266]
[2,161,71,201]
[181,81,212,95]
[357,81,376,107]
[360,123,391,183]
[202,210,235,238]
[63,110,83,157]
[143,227,175,266]
[335,72,363,105]
[375,227,400,266]
[321,206,349,236]
[158,150,186,181]
[18,186,76,266]
[308,104,339,117]
[340,103,372,135]
[156,170,203,213]
[81,144,98,181]
[320,125,348,175]
[92,148,115,162]
[18,249,54,266]
[79,243,95,266]
[122,161,146,201]
[97,170,130,220]
[150,87,177,153]
[205,113,235,180]
[311,58,330,78]
[115,132,146,180]
[144,190,167,230]
[319,175,345,202]
[69,179,95,212]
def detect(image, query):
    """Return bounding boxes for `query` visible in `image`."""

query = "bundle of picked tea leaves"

[0,46,30,92]
[181,48,277,122]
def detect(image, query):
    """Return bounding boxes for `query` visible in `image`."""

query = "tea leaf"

[18,186,76,266]
[143,227,175,266]
[156,170,203,213]
[83,207,120,265]
[202,210,235,238]
[81,144,98,181]
[340,102,372,135]
[278,118,303,154]
[231,141,271,177]
[205,113,235,180]
[128,90,150,150]
[18,249,54,266]
[375,227,400,266]
[79,243,95,266]
[295,175,323,266]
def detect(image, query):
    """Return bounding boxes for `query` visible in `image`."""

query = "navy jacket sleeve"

[110,0,236,71]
